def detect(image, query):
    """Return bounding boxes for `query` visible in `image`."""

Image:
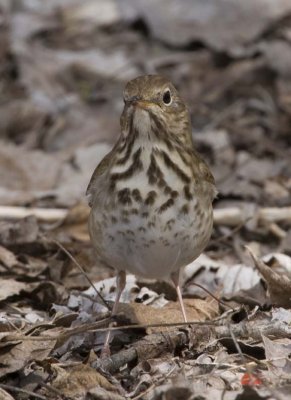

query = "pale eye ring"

[162,89,172,105]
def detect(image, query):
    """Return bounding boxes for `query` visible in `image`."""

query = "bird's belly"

[89,196,213,279]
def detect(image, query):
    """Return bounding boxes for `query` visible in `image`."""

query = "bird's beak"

[131,100,154,110]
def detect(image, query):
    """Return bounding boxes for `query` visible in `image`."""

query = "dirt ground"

[0,1,291,399]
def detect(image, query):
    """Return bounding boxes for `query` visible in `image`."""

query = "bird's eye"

[162,90,172,105]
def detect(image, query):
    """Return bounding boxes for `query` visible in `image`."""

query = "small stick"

[1,206,291,226]
[0,206,67,221]
[190,282,234,310]
[0,384,47,400]
[48,237,110,311]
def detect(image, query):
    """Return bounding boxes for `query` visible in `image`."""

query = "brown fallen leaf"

[0,279,27,302]
[50,364,120,398]
[246,246,291,308]
[0,334,56,378]
[117,298,219,333]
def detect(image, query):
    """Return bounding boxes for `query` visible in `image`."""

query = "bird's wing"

[86,147,116,207]
[192,149,218,199]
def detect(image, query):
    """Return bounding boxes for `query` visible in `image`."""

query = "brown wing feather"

[191,149,217,199]
[86,144,118,207]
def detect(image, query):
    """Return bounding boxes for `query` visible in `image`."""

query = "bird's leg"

[171,270,187,323]
[101,270,126,358]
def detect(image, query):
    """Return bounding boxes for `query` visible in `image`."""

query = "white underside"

[104,222,209,279]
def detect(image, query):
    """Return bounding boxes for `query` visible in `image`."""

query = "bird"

[86,75,217,355]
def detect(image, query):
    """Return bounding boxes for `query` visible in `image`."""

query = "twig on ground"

[190,282,234,310]
[5,317,291,344]
[95,319,291,374]
[0,206,67,221]
[96,330,188,374]
[48,237,110,311]
[0,384,48,400]
[1,205,291,226]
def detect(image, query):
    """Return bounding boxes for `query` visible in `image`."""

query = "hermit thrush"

[87,75,216,354]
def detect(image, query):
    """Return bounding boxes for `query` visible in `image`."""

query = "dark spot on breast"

[118,188,132,205]
[148,174,157,185]
[159,198,174,213]
[145,190,157,206]
[164,186,172,195]
[158,178,167,188]
[132,188,142,202]
[111,216,117,224]
[147,153,164,186]
[180,204,189,214]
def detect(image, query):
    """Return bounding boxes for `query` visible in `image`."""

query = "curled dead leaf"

[246,247,291,308]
